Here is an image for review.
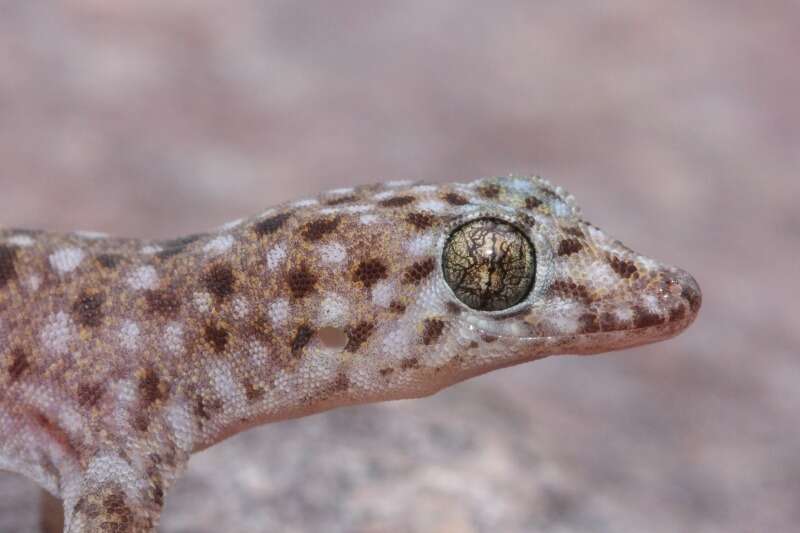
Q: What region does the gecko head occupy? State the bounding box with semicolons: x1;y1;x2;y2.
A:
336;174;700;399
425;175;702;383
254;176;700;403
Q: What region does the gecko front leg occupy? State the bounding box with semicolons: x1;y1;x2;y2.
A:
1;176;701;531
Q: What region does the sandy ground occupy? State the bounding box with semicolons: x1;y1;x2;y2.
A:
1;2;798;532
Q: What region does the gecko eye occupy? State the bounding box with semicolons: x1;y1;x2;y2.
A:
442;218;536;311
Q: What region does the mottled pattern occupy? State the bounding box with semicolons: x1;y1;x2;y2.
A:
0;176;700;532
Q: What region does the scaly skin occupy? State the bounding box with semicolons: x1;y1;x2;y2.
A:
0;176;701;532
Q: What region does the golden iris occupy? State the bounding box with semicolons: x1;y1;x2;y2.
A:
442;218;535;311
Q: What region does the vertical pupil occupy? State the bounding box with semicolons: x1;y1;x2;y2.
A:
442;218;536;311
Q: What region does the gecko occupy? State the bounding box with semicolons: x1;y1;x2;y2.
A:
0;175;701;532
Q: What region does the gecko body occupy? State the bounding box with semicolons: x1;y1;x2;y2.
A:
0;176;700;532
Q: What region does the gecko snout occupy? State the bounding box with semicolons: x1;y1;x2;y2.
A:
659;266;702;329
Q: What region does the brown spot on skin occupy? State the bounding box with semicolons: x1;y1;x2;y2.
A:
564;226;584;238
445;302;462;315
103;490;134;526
683;286;702;313
7;347;29;381
287;264;318;298
478;184;501;198
77;382;104;408
607;255;638;279
379;367;394;377
330;373;350;393
0;245;17;288
400;357;419;370
96;254;122;269
550;280;594;304
481;334;498;343
72;290;105;328
578;313;600;334
525;196;542;209
157;234;206;259
204;323;229;353
403;257;435;284
345;321;375;352
325;195;358;206
468;341;479;349
204;264;235;301
443;192;469;206
633;306;664;329
291;324;314;356
254;212;292;237
152;481;164;509
303;217;341;241
138;368;169;407
422;318;445;345
133;413;150;432
378;195;416;207
194;396;222;421
669;304;687;322
600;312;621;331
353;259;388;289
557;238;583;256
243;379;265;402
406;212;435;230
389;300;406;314
145;289;181;317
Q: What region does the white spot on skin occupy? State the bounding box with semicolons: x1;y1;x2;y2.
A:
232;296;250;319
73;230;108;240
211;363;244;412
86;455;145;493
163;322;184;355
40;312;76;355
359;214;380;225
119;320;140;351
584;262;618;289
266;244;287;270
318;242;347;264
140;245;162;255
614;306;634;323
546;302;583;334
318;293;350;326
411;185;439;193
291;198;318;208
373;191;396;201
406;234;434;256
417;199;447;213
327;187;355;195
126;265;159;290
49;247;85;274
219;218;244;231
165;401;195;453
343;204;372;214
371;281;396;308
247;340;269;365
24;275;41;292
6;235;35;247
269;299;289;327
193;292;212;313
385;179;415;188
203;234;235;256
507;178;536;193
318;207;341;215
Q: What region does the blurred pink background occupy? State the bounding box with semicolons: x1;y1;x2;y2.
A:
1;2;798;532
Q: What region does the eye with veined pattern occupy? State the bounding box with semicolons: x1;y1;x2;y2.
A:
442;218;536;311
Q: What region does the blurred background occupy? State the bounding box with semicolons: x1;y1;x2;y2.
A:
1;2;798;532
